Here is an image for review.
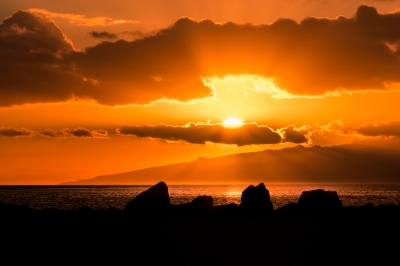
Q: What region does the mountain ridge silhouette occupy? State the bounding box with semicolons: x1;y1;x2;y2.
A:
61;140;400;185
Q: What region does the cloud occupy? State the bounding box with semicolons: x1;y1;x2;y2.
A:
1;10;75;52
116;122;313;145
89;30;149;42
304;120;400;146
71;5;400;105
0;10;102;106
0;126;108;139
279;125;310;143
313;119;400;138
28;8;139;26
38;128;108;138
121;31;147;38
356;120;400;137
89;31;117;40
3;6;400;106
116;119;400;146
305;120;361;146
0;127;33;137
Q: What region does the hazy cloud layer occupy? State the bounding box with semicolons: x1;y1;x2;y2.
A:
0;128;33;137
38;128;108;138
311;119;400;138
117;123;312;145
356;121;400;137
306;120;400;146
3;6;400;106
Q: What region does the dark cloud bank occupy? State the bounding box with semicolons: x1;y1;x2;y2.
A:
2;6;400;106
117;120;400;146
3;120;400;144
117;123;310;145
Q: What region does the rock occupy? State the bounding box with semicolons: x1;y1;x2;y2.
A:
356;202;376;216
212;203;240;217
172;195;213;217
275;202;299;218
298;189;343;212
190;195;213;212
124;181;170;214
239;183;274;217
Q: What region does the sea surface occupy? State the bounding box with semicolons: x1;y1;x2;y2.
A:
1;184;400;210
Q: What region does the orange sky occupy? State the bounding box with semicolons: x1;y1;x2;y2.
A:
1;1;400;184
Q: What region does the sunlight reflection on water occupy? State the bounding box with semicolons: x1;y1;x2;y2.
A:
0;184;399;210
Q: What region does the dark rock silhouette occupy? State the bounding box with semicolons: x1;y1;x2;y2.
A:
275;202;299;218
211;203;240;217
239;183;274;217
2;181;400;265
190;195;213;212
172;195;213;217
298;189;343;212
124;181;170;214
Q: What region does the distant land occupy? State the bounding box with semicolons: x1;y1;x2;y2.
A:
62;139;400;185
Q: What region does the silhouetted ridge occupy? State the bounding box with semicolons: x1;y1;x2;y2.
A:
62;140;400;185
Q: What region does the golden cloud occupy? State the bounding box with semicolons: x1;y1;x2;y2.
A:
2;6;400;106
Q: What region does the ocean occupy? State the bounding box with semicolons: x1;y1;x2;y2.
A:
1;184;400;210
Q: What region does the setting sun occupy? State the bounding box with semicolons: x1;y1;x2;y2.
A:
223;117;243;127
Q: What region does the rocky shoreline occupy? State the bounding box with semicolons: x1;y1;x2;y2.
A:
1;182;400;265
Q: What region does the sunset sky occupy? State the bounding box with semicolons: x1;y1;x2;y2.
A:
2;0;400;184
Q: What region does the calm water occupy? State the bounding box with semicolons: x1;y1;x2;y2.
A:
1;184;400;210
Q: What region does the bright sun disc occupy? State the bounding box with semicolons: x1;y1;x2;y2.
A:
223;117;243;127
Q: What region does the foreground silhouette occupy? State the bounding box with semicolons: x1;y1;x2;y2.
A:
1;181;399;265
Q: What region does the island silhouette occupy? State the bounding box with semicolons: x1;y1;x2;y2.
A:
62;141;400;185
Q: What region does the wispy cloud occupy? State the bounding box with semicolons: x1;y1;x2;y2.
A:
0;126;108;138
89;31;117;40
38;128;108;138
28;8;140;26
